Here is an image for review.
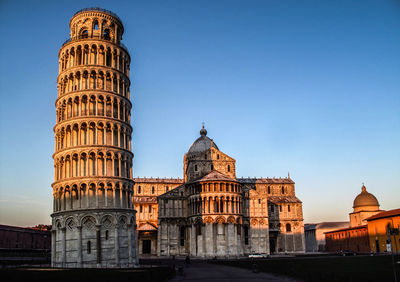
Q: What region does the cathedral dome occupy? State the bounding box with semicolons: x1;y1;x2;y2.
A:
187;125;219;153
353;185;379;208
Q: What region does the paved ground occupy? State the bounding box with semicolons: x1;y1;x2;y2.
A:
168;261;300;282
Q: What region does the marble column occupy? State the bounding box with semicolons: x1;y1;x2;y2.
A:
205;223;214;257
165;220;170;255
61;227;66;267
77;226;82;267
190;223;196;256
157;222;161;256
96;225;101;267
114;225;120;266
134;224;139;264
233;224;238;256
225;224;229;257
127;223;133;265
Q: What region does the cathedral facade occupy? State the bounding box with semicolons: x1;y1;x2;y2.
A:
134;126;305;258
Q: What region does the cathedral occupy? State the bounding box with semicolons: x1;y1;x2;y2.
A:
51;8;305;267
134;126;306;258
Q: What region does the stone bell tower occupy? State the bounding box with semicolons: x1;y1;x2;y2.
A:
51;8;138;268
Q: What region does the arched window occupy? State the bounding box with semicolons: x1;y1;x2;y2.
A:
149;205;152;213
138;186;141;194
93;20;99;30
286;223;291;232
211;164;214;170
81;30;88;39
194;165;198;172
227;165;230;172
268;186;271;194
217;154;220;160
114;159;119;176
103;29;110;40
152;186;155;194
166;186;169;192
288;205;291;212
281;186;285;194
106;49;112;67
87;241;91;254
140;205;143;213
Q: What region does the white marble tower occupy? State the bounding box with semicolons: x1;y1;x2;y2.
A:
51;8;138;268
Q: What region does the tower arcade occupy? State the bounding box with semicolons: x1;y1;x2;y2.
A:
51;8;138;268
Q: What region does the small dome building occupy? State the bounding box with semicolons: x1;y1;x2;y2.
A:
325;184;384;253
349;185;381;227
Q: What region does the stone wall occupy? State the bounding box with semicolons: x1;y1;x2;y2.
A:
52;211;138;268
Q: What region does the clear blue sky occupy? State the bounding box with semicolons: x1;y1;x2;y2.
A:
0;0;399;226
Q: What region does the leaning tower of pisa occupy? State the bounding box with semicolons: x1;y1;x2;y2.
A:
51;8;138;268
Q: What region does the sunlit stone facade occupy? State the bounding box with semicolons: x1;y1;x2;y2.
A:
135;126;306;258
133;178;183;255
51;8;138;268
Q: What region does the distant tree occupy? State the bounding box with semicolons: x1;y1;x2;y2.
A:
29;224;52;231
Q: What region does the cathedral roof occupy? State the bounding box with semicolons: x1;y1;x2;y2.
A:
268;196;302;204
353;185;379;208
237;177;295;184
187;125;219;154
134;177;184;184
192;170;238;183
158;185;185;199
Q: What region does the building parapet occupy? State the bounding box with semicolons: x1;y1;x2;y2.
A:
238;177;295;184
134;177;184;184
268;196;302;203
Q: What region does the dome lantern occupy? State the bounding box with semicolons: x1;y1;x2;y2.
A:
200;123;207;136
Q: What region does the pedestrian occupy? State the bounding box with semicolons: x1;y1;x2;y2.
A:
185;255;190;265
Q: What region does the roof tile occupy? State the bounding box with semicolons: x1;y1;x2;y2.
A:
366;208;400;221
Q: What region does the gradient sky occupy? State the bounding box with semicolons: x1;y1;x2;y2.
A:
0;0;399;226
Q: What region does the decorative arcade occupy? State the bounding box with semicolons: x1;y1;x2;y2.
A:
51;8;138;268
